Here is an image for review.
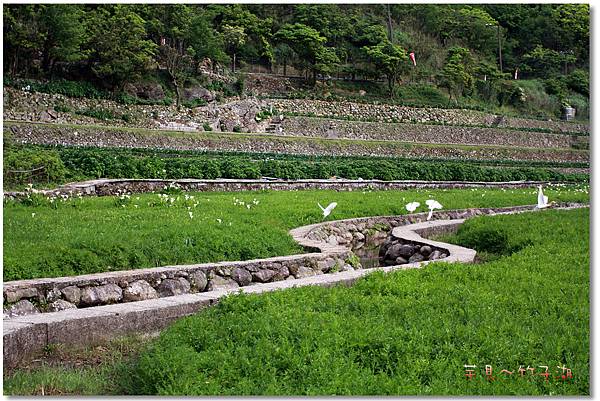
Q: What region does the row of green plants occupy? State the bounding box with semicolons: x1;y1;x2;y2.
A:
3;145;588;189
84;147;587;169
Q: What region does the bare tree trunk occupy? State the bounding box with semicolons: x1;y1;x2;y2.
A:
386;4;394;43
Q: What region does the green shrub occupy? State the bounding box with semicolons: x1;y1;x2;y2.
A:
202;122;213;132
3;146;66;185
565;69;589;97
233;125;242;133
182;98;208;108
54;103;72;113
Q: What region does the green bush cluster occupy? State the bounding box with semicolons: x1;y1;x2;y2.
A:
3;145;66;185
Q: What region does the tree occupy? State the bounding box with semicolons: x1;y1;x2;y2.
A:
187;12;228;73
273;43;295;76
437;47;475;101
39;5;87;75
275;23;339;84
4;5;46;76
363;40;408;96
160;44;194;109
521;45;575;77
86;5;156;88
222;24;246;73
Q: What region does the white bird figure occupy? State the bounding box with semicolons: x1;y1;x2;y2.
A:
425;199;443;221
536;185;549;209
318;202;337;219
405;201;420;213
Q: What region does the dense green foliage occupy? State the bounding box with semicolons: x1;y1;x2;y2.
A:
2;145;588;189
4;4;588;115
127;208;588;395
3;187;589;281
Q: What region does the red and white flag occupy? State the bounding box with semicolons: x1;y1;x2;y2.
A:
409;52;416;66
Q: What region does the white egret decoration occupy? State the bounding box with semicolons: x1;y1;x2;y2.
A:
318;202;337;219
425;199;443;221
405;201;420;213
536;185;549;209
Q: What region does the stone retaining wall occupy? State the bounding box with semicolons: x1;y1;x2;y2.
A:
4;178;567;200
4;87;589;135
278;116;585;149
5;122;589;164
3;87;268;133
268;99;589;134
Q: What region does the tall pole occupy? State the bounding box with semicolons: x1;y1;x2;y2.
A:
497;23;503;73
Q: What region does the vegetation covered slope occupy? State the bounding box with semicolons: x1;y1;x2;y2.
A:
4;4;589;118
4;207;589;395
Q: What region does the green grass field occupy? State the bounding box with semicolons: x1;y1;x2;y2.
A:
3;207;589;395
3;186;589;281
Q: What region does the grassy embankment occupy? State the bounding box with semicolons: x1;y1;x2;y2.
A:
4;186;588;281
4;207;589;395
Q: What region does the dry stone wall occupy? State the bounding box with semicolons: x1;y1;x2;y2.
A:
268;98;589;134
4;88;589;136
5;122;589;164
3;87;267;133
4;178;565;201
278;116;583;149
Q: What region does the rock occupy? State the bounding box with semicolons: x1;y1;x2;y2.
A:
252;269;276;283
408;253;425;263
342;264;354;272
4;287;39;303
45;288;62;303
420;245;433;257
354;232;365;241
207;276;239;291
61;286;81;304
395;256;408;265
124;82;165;100
215;267;232;277
293;266;316;279
48;299;77;312
327;235;338;246
385;244;414;260
123;280;158;302
183;86;215;103
429;250;442;260
244;264;260;272
189;271;208;291
272;265;290;281
231;268;252;286
80;284;123;306
157;278;191;297
4;300;40;317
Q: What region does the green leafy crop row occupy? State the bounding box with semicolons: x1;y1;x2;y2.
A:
3;145;588;189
